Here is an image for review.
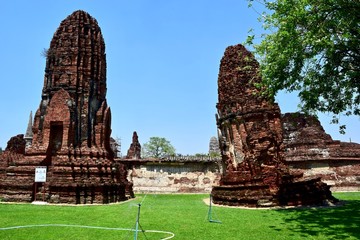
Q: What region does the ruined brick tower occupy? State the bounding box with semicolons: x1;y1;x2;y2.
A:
0;10;132;204
212;44;336;207
30;10;109;156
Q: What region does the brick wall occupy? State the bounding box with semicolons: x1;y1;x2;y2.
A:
127;161;221;193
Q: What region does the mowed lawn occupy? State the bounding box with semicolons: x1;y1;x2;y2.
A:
0;192;359;240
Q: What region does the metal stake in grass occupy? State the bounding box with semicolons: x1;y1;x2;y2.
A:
133;195;148;240
208;194;222;224
133;203;146;240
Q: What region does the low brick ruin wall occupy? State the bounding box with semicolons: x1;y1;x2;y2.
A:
123;158;359;194
282;113;360;192
287;159;360;192
127;161;221;193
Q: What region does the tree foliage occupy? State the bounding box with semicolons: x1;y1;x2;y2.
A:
247;0;360;123
142;137;176;158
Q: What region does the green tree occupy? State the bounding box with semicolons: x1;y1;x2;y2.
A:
142;137;176;158
247;0;360;128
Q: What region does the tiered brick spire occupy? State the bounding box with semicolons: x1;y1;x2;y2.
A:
31;10;110;154
0;11;132;204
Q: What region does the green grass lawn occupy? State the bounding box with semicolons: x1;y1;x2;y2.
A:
0;192;359;240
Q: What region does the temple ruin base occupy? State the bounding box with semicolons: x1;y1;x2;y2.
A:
212;174;337;207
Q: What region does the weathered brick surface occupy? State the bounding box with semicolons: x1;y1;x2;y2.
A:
4;134;26;154
126;132;141;159
282;113;360;191
0;10;132;204
212;44;336;207
126;160;221;193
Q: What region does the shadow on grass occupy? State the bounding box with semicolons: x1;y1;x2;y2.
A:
272;200;360;239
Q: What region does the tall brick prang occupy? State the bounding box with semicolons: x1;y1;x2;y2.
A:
30;10;109;155
0;10;132;204
212;44;337;207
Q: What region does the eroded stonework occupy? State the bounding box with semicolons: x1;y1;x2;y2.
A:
212;44;336;207
0;10;132;204
282;113;360;191
126;132;141;159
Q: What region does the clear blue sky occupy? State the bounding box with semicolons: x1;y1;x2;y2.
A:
0;0;358;155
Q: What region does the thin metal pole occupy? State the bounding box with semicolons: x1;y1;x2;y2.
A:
208;194;222;224
34;182;37;202
134;203;141;240
208;194;212;221
42;183;45;202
